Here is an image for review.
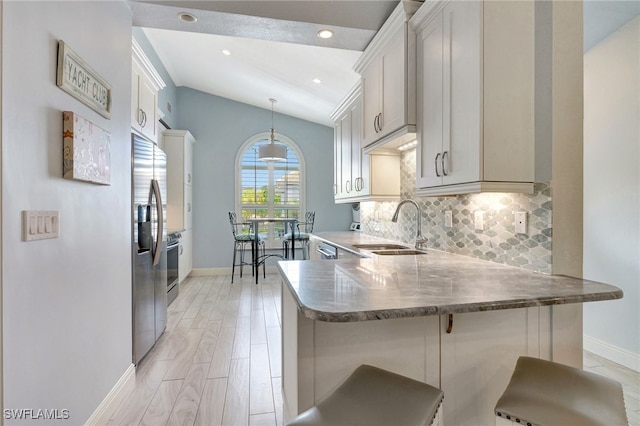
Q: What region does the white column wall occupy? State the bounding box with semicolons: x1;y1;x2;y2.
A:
584;16;640;371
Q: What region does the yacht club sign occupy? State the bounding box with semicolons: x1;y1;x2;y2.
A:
56;40;111;119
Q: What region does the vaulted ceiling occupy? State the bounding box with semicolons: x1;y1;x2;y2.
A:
129;0;399;126
129;1;640;127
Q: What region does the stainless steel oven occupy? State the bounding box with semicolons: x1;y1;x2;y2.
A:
167;233;180;305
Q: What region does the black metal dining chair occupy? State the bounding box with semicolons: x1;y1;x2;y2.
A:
228;212;265;283
282;211;315;259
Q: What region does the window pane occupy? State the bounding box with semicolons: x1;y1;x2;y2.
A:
239;138;302;246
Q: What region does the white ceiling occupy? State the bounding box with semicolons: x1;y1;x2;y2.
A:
130;0;400;126
130;1;640;127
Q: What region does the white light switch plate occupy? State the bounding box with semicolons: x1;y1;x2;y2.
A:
474;211;484;231
23;210;59;241
515;211;528;234
444;211;453;228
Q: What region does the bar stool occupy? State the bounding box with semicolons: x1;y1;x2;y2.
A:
228;212;265;283
282;211;315;259
495;356;628;426
287;365;444;426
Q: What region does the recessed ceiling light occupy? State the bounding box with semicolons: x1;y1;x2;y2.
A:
317;29;334;39
178;12;198;23
312;78;322;84
222;49;231;56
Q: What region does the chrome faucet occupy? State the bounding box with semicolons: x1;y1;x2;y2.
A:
392;199;428;249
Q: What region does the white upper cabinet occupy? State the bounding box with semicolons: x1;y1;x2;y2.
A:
331;84;400;203
131;38;165;143
354;2;420;149
411;0;537;196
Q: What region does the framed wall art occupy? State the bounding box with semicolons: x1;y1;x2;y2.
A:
63;111;111;185
57;40;112;119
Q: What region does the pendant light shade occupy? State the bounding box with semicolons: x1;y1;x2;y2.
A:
259;99;287;162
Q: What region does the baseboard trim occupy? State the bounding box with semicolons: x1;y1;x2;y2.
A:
190;266;279;276
85;363;135;425
584;334;640;372
189;267;230;276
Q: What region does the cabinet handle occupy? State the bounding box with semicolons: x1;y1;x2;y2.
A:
378;112;383;132
180;246;184;255
187;203;192;212
373;115;379;134
141;110;147;128
137;108;144;126
354;177;361;192
187;173;192;184
346;180;351;193
435;153;442;177
442;151;449;176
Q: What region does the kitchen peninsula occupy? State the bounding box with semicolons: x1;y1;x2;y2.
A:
277;232;623;425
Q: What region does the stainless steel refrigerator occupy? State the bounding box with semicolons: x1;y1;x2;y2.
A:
132;133;167;365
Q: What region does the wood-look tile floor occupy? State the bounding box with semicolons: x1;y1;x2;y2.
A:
584;350;640;426
108;273;639;426
108;274;284;426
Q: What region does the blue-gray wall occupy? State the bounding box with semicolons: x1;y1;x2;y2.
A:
132;32;351;269
175;87;352;269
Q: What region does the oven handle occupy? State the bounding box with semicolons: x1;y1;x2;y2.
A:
316;247;337;259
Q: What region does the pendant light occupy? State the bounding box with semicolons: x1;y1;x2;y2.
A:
258;98;287;162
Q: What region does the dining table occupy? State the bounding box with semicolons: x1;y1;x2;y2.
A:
247;217;298;284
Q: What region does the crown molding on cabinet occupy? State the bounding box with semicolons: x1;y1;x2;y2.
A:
353;1;422;74
132;37;166;91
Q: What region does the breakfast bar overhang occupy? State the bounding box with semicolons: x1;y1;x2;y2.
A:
277;236;623;425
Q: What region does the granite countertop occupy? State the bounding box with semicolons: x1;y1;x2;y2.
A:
276;232;623;322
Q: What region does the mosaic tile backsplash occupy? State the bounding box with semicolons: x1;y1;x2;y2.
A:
360;149;553;273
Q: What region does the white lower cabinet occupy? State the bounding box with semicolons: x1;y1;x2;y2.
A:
282;281;583;425
179;229;192;282
412;0;537;196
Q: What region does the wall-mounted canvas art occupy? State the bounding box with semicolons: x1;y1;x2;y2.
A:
63;111;111;185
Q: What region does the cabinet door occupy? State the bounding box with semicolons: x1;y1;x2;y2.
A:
184;136;194;185
361;59;382;147
184;184;192;230
440;309;539;426
131;64;142;131
380;25;406;137
350;100;367;196
340;111;353;196
333;123;340;198
416;13;445;188
138;75;158;141
442;0;481;186
179;229;193;282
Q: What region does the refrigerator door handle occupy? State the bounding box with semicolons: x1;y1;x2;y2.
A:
150;179;164;266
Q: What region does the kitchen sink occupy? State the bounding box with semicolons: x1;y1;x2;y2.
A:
352;243;411;250
371;249;427;255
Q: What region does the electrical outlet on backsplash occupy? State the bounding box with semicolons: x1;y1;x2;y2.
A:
360;149;553;274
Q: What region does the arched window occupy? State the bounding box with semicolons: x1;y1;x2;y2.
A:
236;133;305;247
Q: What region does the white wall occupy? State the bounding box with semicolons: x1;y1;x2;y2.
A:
175;88;352;269
583;16;640;371
2;1;133;422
